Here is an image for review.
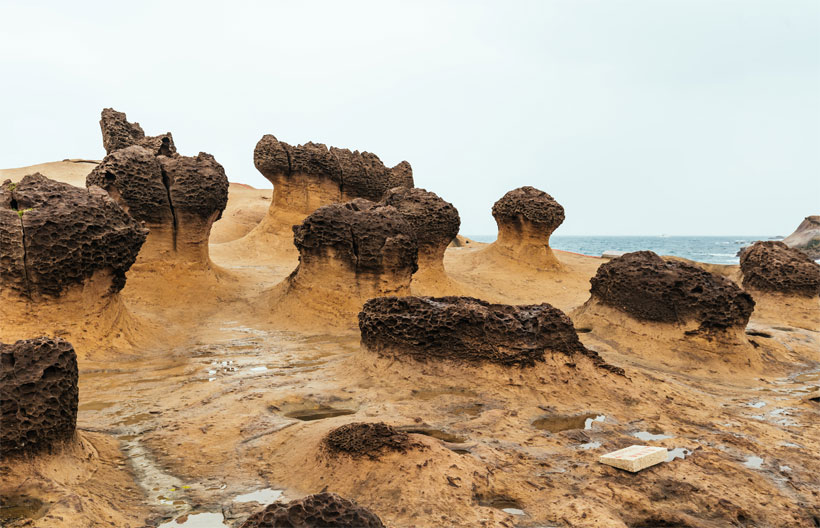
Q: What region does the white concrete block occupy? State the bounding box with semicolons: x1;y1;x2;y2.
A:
599;445;667;472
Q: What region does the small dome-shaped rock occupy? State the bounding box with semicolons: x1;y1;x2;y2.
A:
739;241;820;297
381;187;460;264
240;492;385;528
323;422;413;459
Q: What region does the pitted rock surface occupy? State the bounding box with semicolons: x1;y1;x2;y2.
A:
359;296;620;371
100;108;176;156
240;492;385;528
492;186;565;230
293;199;418;275
1;337;78;457
590;251;755;329
739;241;820;297
159;152;229;220
0;174;147;297
254;134;413;201
381;187;460;254
324;422;413;459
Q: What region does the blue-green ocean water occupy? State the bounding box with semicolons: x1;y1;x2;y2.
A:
465;235;784;265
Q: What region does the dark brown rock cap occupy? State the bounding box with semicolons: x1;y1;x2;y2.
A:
293;199;418;275
100;108;176;156
739;241;820;297
359;296;599;368
240;492;385;528
590;251;755;329
254;134;413;201
381;187;460;253
492;186;565;230
1;337;78;458
0;174;147;297
324;422;413;459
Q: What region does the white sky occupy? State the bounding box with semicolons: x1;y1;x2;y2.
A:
1;0;818;236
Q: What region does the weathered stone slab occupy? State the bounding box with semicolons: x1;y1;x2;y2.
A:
599;445;667;472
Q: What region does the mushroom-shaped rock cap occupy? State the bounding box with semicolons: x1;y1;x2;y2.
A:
590;251;755;329
240;492;385;528
359;296;590;367
0;174;147;297
739;241;820;297
382;187;460;254
324;422;413;459
87;147;229;225
1;337;78;458
100;108;176;156
293;199;418;275
492;186;565;230
254;134;413;201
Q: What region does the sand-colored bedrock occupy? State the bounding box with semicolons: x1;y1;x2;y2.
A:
1;157;819;528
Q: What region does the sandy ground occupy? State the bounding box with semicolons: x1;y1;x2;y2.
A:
2;161;819;527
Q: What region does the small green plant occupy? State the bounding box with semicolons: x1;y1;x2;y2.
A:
17;208;33;217
6;183;16;191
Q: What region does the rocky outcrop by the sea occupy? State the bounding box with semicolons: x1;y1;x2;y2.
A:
782;215;820;259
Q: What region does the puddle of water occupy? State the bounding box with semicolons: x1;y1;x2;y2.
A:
747;401;766;408
532;413;602;433
743;456;764;469
666;448;691;461
398;427;467;444
502;507;526;516
479;497;525;515
0;495;49;523
234;488;283;504
157;512;226;527
779;465;792;472
633;431;674;441
284;406;356;421
120;438;189;507
578;441;601;450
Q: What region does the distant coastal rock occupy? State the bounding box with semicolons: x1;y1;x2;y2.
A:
782;215;820;259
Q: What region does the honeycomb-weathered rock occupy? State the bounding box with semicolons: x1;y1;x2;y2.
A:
100;108;176;156
739;241;820;297
240;492;385;528
590;251;755;329
359;296;620;371
293;199;418;276
381;187;460;265
254;134;413;203
159;152;229;221
1;337;78;458
324;422;413;459
0;174;147;297
492;186;565;232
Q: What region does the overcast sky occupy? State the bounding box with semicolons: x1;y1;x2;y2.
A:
1;0;818;236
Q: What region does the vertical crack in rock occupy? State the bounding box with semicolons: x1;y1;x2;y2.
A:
8;192;33;299
160;166;178;251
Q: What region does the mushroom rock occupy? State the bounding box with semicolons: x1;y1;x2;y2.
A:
100;107;176;156
381;187;463;294
486;186;565;270
87;147;228;265
359;295;621;373
739;241;820;298
240;492;385;528
323;422;414;459
240;135;414;261
270;199;417;329
1;337;79;458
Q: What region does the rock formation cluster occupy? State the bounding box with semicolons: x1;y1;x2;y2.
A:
589;251;755;330
1;337;78;457
487;186;566;270
0;174;146;298
323;422;413;459
240;492;385;528
359;296;618;370
739;241;820;297
88;109;228;264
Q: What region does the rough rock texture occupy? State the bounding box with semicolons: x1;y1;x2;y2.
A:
254;134;413;202
492;186;565;231
240;492;385;528
100;108;176;156
1;337;78;457
782;215;820;259
323;422;412;459
293;199;418;275
159;152;229;221
590;251;755;329
0;174;147;297
381;187;460;262
359;296;621;372
739;241;820;297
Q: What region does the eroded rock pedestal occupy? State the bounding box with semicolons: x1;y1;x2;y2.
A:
484;186;565;271
0;174;146;349
241;492;385;528
1;337;78;457
739;241;820;298
236;135;414;261
88;110;229;268
270;199;417;328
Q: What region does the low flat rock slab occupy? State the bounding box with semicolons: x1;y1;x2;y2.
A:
599;445;667;472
